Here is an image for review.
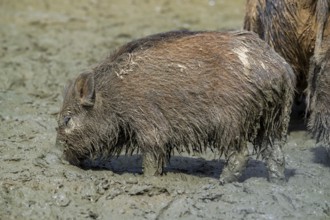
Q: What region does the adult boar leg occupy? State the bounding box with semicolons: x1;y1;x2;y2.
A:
142;151;165;177
307;53;330;158
262;139;286;183
220;142;249;184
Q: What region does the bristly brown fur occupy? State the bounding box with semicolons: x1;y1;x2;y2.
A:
244;0;330;156
307;39;330;153
56;30;296;178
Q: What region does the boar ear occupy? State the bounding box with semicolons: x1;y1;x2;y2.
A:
75;72;95;107
63;79;73;98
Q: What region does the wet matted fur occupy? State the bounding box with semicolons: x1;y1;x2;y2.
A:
244;0;330;157
56;30;296;183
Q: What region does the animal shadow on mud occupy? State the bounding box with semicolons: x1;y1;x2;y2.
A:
288;103;330;167
311;146;330;167
81;153;295;182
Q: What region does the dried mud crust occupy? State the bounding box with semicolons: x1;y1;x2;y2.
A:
0;1;330;219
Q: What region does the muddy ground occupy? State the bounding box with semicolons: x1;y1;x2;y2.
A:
0;0;329;219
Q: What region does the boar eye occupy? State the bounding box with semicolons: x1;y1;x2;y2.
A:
64;115;71;126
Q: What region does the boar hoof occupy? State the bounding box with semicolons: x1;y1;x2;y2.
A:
220;146;249;184
219;174;238;185
263;140;286;184
143;165;163;177
268;175;286;185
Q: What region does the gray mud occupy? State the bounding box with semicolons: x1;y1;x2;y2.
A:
1;1;330;219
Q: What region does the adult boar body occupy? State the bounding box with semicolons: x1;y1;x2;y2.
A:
244;0;330;156
56;30;296;183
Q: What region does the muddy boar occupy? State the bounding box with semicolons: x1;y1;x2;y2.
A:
56;30;296;184
244;0;330;156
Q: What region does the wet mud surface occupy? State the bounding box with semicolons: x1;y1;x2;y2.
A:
1;1;330;219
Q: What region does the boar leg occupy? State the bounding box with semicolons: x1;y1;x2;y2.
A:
262;139;286;183
219;142;249;184
142;151;165;177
